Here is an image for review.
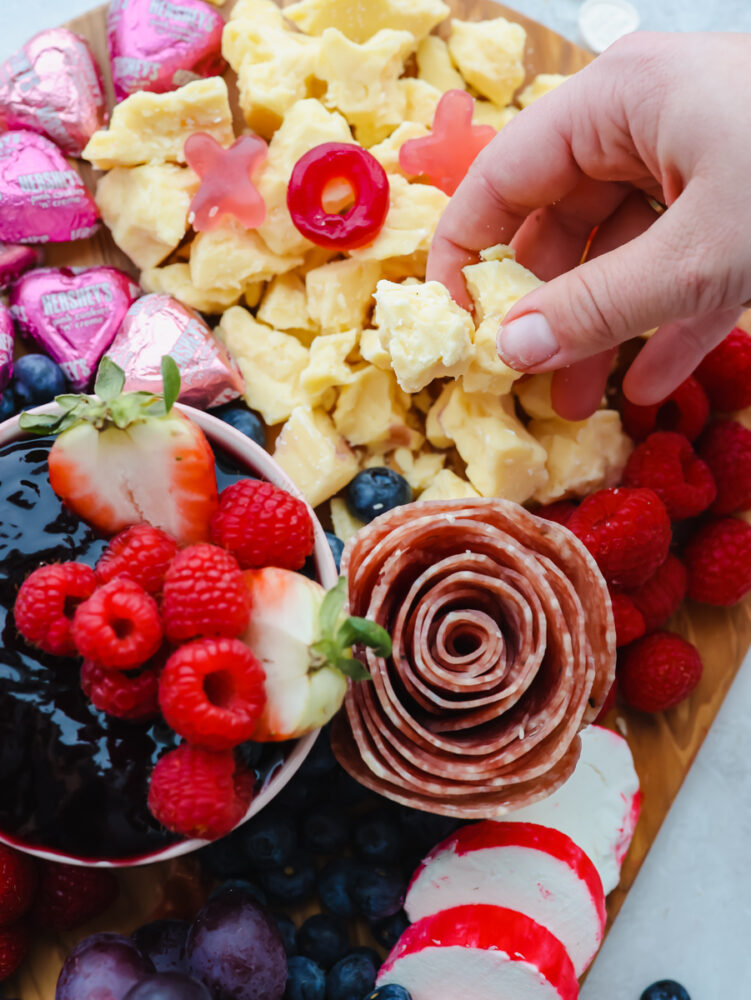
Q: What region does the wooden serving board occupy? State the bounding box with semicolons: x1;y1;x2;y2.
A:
8;1;751;996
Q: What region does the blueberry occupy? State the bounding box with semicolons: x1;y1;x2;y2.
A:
298;915;350;970
240;806;298;868
55;933;155;1000
210;403;266;449
0;388;15;422
332;768;374;807
198;830;250;879
352;867;405;921
345;948;381;972
326;953;377;1000
353;810;402;865
132;920;190;974
370;912;409;951
12;354;67;407
123;973;212;1000
277;774;328;813
208;880;268;908
640;982;691;1000
259;849;317;903
365;986;412;1000
346;468;412;523
317;859;362;918
396;806;462;851
325;532;345;573
285;956;326;1000
273;912;298;957
301;803;349;855
298;729;338;780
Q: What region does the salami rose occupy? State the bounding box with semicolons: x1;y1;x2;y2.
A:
331;499;616;817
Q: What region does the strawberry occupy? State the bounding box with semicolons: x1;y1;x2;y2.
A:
243;572;391;742
19;357;217;546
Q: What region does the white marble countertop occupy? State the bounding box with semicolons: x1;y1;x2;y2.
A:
3;1;751;996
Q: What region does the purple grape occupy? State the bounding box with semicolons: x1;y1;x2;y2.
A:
123;973;212;1000
132;921;190;973
187;892;287;1000
55;933;155;1000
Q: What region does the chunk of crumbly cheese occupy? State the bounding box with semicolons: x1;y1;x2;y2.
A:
257;99;355;258
95;164;197;270
448;18;526;107
514;372;557;420
426;382;548;502
190;222;304;292
243;281;265;309
359;327;391;370
82;77;234;169
391;447;446;493
350;176;449;263
374;279;473;393
462;317;520;395
329;497;365;544
229;0;285;23
224;0;287;69
473;101;518;130
529;410;633;504
140;263;241;314
420;468;480;501
274;407;359;507
369;122;430;176
463;250;542;323
284;0;449;44
257;273;316;333
518;73;571;108
315;28;415;133
215;307;310;424
305;257;381;333
398;78;442;128
416;35;466;92
333;365;413;449
300;330;358;403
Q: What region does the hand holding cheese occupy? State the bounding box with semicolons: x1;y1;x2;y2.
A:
428;33;751;421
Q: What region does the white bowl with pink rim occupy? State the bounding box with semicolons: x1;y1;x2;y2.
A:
0;401;339;867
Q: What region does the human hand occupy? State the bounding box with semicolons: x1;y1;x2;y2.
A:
427;32;751;420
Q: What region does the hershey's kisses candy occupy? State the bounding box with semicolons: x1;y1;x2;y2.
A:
0;242;42;289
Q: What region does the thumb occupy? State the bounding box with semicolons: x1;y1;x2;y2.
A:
496;185;740;375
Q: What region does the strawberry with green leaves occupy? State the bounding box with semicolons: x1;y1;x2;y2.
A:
244;572;390;741
20;357;218;546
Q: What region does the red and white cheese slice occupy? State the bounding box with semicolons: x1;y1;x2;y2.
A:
405;822;605;976
377;903;579;1000
503;725;641;893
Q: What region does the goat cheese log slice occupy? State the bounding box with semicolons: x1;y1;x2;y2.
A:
377;903;579;1000
405;821;606;976
332;499;616;817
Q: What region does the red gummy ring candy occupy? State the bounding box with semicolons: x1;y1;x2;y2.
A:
287;141;390;251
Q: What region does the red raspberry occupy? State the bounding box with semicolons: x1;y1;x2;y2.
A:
159;638;266;750
210;479;315;571
697;419;751;515
81;658;162;721
625;554;687;632
34;862;118;931
161;544;251;643
0;846;36;927
619;631;702;712
622;432;716;521
609;590;646;647
533;500;577;526
621;376;709;442
148;744;254;840
594;679;617;724
694;327;751;411
13;562;97;657
684;517;751;606
0;923;29;981
567;487;672;588
72;578;163;669
95;523;178;595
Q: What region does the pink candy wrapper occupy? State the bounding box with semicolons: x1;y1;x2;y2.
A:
0;131;100;245
0;29;107;157
0;242;42;289
107;293;244;408
107;0;226;102
0;303;13;396
9;266;141;391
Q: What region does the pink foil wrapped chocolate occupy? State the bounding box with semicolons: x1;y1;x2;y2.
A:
0;131;100;244
9;266;141;391
0;29;107;157
0;242;42;289
107;0;226;102
107;293;244;408
0;303;13;395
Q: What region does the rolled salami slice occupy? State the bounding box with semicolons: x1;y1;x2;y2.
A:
331;499;616;817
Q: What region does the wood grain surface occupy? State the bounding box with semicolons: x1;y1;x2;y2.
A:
7;2;751;996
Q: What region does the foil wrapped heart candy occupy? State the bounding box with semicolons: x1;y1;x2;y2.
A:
0;29;107;157
0;131;100;244
9;267;142;391
107;293;244;408
0;303;13;396
0;242;42;289
108;0;226;101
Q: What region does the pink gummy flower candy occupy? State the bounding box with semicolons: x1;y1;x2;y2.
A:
184;132;268;232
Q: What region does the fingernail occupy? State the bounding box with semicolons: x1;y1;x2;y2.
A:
497;313;559;370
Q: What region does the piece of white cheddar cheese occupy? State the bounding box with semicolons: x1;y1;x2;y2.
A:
140;263;241;314
305;257;381;333
274;407;359;508
333;365;413;449
284;0;449;44
190;221;304;292
329;497;365;544
257;272;317;334
518;73;571;108
420;468;480;501
350;176;449;263
448;17;526;107
416;35;466;92
300;330;358;404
